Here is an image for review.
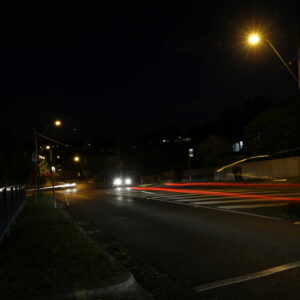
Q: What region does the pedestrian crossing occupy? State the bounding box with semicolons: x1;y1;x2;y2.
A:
107;187;300;213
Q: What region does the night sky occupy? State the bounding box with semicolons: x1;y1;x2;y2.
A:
0;1;299;140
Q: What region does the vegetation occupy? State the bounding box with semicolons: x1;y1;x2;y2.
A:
0;195;123;299
245;100;300;155
197;134;232;167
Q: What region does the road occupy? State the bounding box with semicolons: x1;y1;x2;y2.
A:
59;183;300;299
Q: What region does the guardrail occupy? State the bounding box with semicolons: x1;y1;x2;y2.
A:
0;185;26;242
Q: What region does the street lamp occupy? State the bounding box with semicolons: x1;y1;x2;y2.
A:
45;145;57;208
73;156;81;178
34;119;62;204
248;33;260;45
54;120;62;127
247;33;299;88
42;119;62;135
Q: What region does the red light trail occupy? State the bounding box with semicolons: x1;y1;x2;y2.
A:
131;187;300;202
164;182;300;188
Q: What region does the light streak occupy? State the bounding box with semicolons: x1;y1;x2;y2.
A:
216;154;269;173
132;187;300;202
164;182;300;188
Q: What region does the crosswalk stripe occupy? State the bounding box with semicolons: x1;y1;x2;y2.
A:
217;203;288;209
174;196;236;202
109;189;298;212
148;194;200;199
203;189;300;196
151;194;206;200
191;198;280;205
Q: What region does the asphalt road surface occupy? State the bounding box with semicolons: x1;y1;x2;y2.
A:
59;183;300;299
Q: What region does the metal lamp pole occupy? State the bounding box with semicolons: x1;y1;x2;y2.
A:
265;39;299;87
34;130;39;203
188;148;194;183
248;33;300;89
49;148;56;208
33;120;62;205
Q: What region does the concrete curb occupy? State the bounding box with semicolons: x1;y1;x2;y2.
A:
31;272;140;300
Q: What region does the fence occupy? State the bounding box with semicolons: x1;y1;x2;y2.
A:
0;185;26;241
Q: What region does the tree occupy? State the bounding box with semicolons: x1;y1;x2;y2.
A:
245;101;300;155
197;134;232;167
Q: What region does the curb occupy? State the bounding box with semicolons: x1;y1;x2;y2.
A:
31;272;139;300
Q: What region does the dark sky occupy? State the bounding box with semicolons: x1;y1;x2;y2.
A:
0;1;299;140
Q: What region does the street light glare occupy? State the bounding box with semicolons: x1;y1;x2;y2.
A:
248;33;260;45
74;156;80;162
54;120;62;127
46;145;51;150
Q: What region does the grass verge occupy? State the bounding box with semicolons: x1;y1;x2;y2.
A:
0;194;123;299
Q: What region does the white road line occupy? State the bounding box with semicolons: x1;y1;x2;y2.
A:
194;260;300;293
192;198;281;205
211;189;279;194
162;194;209;199
196;204;284;220
158;195;211;200
149;194;200;199
218;203;288;209
203;189;300;196
175;196;236;202
130;192;284;220
141;191;157;195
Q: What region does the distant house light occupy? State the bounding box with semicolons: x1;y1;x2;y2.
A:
233;141;245;152
183;137;191;142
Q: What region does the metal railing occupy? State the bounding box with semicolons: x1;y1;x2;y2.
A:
0;185;26;241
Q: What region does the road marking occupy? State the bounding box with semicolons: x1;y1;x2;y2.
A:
109;189;285;220
192;198;281;205
194;260;300;293
211;189;279;194
149;193;201;199
141;193;284;220
163;194;211;199
141;191;157;194
175;196;236;202
218;203;288;209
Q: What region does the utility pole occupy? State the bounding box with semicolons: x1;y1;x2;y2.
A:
297;0;300;89
188;148;194;183
34;130;39;203
49;148;56;208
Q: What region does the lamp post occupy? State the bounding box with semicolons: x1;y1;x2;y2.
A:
188;148;194;183
42;120;62;135
247;33;300;89
73;156;81;178
46;145;57;208
34;120;62;203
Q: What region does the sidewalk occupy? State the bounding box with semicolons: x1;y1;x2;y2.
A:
0;194;152;299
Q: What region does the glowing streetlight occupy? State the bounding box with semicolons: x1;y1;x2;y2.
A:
42;119;63;135
34;119;64;205
74;156;80;162
54;120;62;127
248;33;260;45
246;32;299;88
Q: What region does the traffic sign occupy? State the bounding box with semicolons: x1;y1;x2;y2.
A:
32;153;38;162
